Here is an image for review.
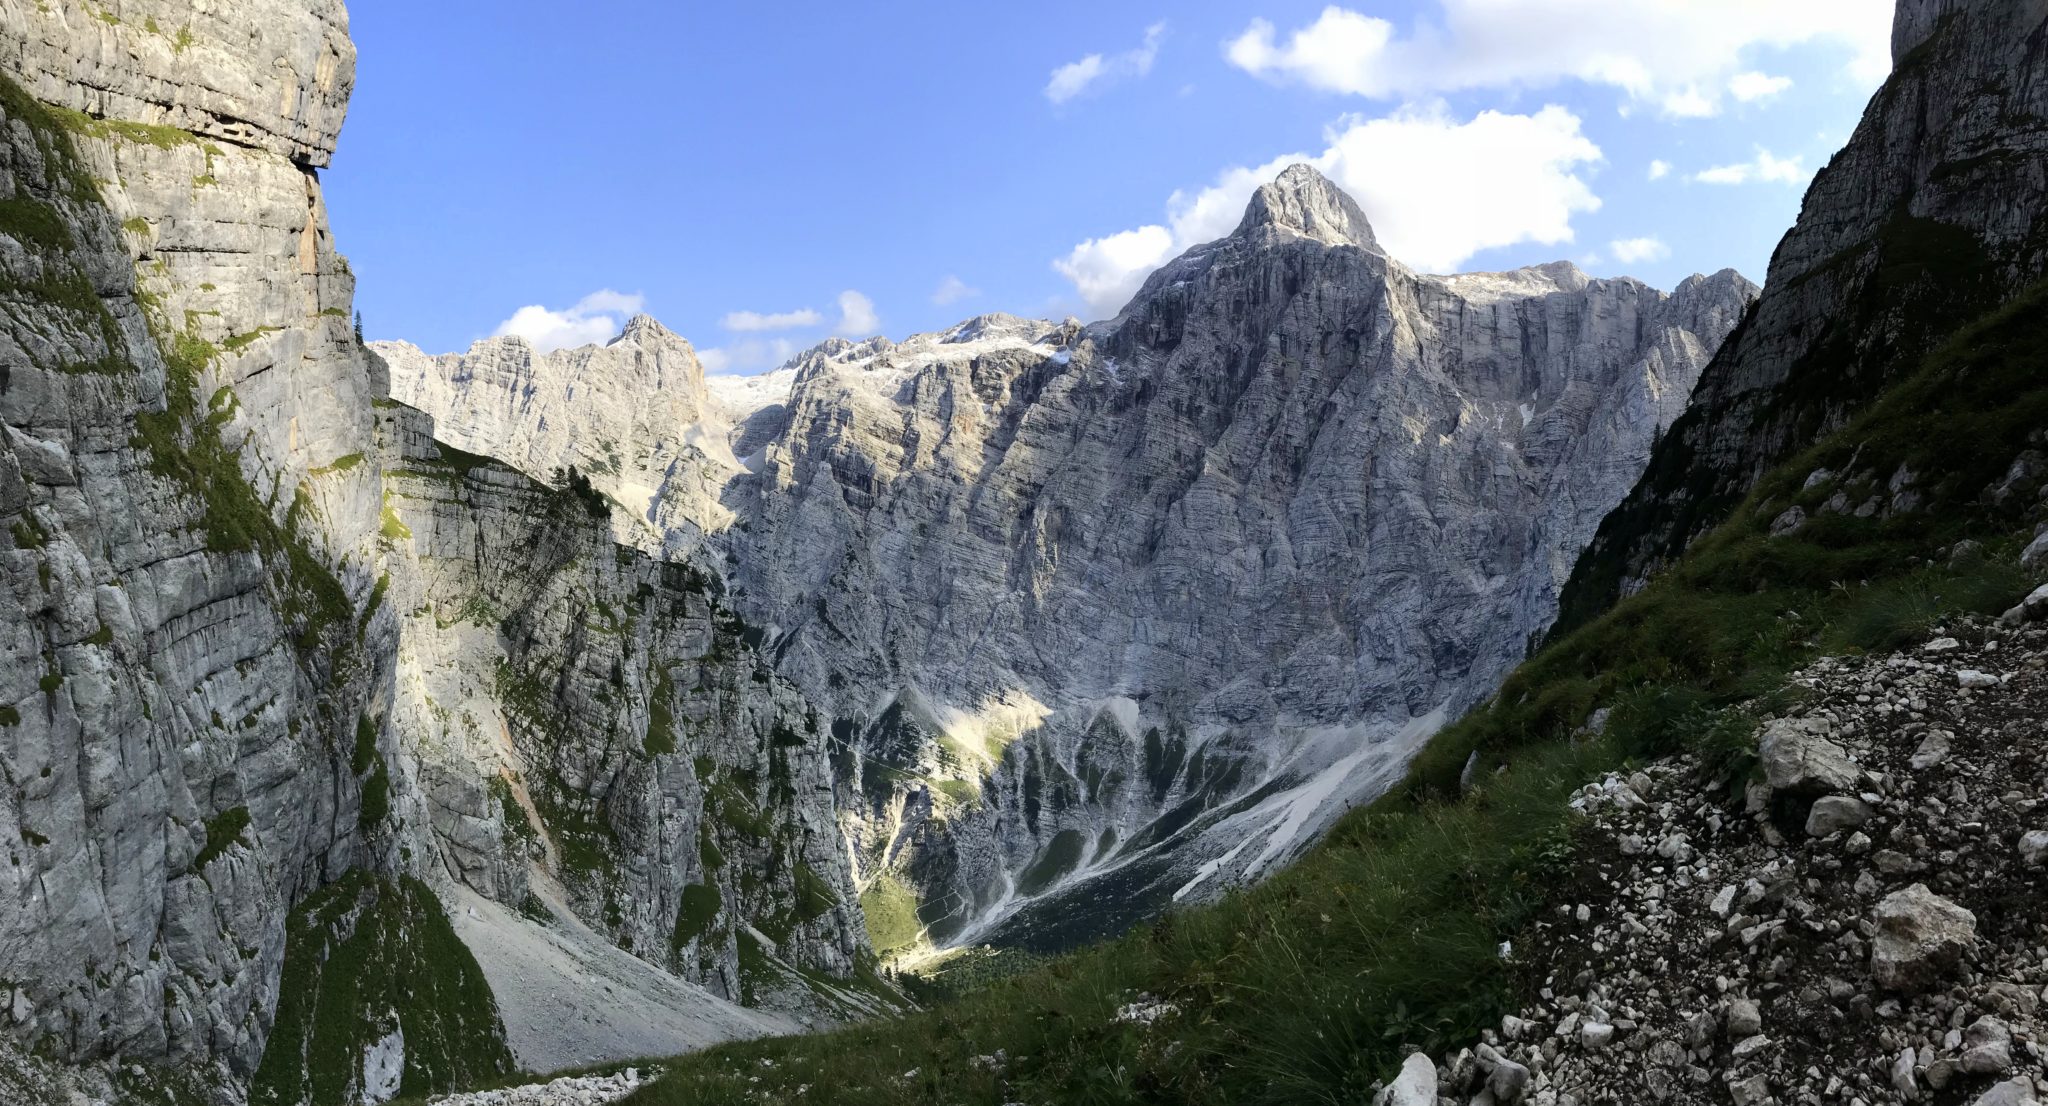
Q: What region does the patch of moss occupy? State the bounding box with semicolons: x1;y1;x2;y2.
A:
793;863;838;923
249;873;513;1105
859;873;920;954
357;764;390;832
193;806;250;869
670;883;721;952
351;715;379;775
0;706;18;727
11;517;45;549
309;452;363;476
0;195;74;249
643;666;677;756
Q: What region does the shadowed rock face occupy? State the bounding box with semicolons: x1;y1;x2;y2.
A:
1557;0;2048;629
388;164;1755;950
0;2;872;1099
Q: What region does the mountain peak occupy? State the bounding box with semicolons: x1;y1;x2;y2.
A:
1234;163;1381;253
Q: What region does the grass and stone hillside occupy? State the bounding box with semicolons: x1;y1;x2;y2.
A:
572;281;2048;1106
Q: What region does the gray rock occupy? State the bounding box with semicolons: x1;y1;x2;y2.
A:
1961;1017;2014;1075
2018;829;2048;865
1758;719;1860;795
1725;998;1763;1039
1971;1080;2041;1106
1871;884;1978;992
1806;796;1873;837
1371;1053;1436;1106
2000;583;2048;626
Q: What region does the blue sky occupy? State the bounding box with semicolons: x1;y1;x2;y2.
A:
327;1;1893;371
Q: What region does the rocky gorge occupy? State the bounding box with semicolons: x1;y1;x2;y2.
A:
381;168;1755;956
5;0;2048;1104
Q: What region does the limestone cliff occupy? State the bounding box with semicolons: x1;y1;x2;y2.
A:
0;3;878;1102
384;166;1757;953
1557;0;2048;627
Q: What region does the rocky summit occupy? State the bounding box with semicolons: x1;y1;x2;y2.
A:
383;164;1754;955
6;0;2048;1104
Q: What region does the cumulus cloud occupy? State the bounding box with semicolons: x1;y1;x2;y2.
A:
491;289;645;353
1648;159;1672;181
1225;1;1889;118
1047;22;1165;104
1609;236;1671;265
721;307;823;332
1053;103;1602;316
932;275;981;306
1729;71;1794;102
1692;148;1809;186
834;290;880;338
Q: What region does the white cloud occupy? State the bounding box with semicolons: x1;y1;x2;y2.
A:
721;307;823;332
1054;226;1177;316
1692;148;1809;186
1225;2;1890;118
1609;236;1670;265
932;275;981;306
1729;71;1794;101
1648;159;1671;181
834;290;880;338
491;289;645;353
1053;103;1603;315
1660;87;1718;118
698;337;803;376
1046;22;1165;104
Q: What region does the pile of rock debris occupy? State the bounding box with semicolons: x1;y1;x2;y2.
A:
1377;605;2048;1106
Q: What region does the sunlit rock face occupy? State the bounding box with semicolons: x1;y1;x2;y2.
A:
388;165;1754;952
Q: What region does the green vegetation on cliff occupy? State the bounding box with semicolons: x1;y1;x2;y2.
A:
622;284;2048;1105
251;873;513;1106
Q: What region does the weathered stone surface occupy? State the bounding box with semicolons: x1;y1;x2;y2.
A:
1758;719;1861;795
0;0;354;165
1872;883;1978;992
386;165;1754;950
1559;0;2048;626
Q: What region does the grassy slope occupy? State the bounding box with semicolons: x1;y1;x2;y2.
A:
621;280;2048;1106
250;873;514;1105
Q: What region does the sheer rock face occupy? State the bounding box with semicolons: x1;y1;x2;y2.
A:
0;0;355;166
387;166;1755;949
371;400;865;1010
0;6;388;1087
1559;0;2048;625
0;2;868;1096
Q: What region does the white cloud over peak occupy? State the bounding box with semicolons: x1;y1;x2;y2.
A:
932;275;981;306
1047;22;1165;105
1609;236;1670;265
1692;148;1809;186
1053;103;1602;316
834;290;880;338
1648;159;1671;181
1225;2;1889;118
721;307;823;332
491;289;645;353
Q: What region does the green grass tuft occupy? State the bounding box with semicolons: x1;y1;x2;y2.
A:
193;806;250;869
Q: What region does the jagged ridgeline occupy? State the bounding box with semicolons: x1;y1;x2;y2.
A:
624;1;2048;1103
381;171;1757;958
